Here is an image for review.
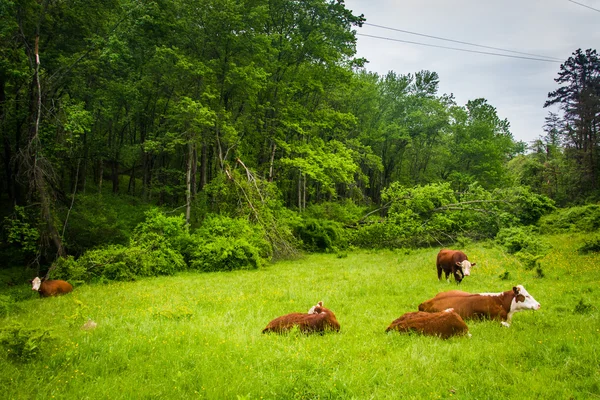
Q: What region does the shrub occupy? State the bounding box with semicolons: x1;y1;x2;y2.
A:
495;226;550;271
291;218;347;252
186;214;272;272
578;235;600;254
495;226;548;255
54;241;186;282
350;221;408;249
132;208;191;255
0;295;17;318
62;193;151;255
538;204;600;233
189;236;264;271
0;323;53;362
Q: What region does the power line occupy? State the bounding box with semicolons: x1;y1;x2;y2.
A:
363;22;563;62
567;0;600;13
356;33;562;63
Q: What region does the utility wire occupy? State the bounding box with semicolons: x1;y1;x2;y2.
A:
363;22;563;62
567;0;600;13
356;33;562;63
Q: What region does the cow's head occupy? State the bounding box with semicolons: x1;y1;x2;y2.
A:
31;277;42;291
511;285;541;311
308;301;323;314
456;260;476;277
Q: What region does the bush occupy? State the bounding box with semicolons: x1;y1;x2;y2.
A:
495;226;550;270
291;218;347;252
538;204;600;233
578;235;600;254
54;210;275;280
495;226;548;254
54;241;186;282
0;323;53;362
350;221;408;249
187;215;272;271
0;295;17;318
189;236;264;271
62;193;151;255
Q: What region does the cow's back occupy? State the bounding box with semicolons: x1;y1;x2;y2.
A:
419;293;505;320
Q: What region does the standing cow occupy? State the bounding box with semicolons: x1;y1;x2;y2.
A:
436;249;476;283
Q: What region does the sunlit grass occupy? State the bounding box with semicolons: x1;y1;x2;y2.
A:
1;234;599;399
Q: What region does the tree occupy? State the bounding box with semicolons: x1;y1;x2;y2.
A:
544;48;600;196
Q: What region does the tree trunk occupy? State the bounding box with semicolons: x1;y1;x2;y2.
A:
185;142;193;224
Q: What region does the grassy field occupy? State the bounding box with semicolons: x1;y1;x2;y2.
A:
1;233;599;399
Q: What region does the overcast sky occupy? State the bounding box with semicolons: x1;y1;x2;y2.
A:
343;0;600;145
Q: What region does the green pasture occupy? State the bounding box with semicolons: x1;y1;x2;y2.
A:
1;233;599;399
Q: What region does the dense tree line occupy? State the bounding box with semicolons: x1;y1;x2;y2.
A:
0;0;598;271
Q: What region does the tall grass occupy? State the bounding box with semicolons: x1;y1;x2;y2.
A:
1;233;599;399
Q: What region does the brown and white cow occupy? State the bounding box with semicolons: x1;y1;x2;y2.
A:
386;308;470;339
436;249;476;283
418;285;541;327
262;302;340;334
30;277;73;297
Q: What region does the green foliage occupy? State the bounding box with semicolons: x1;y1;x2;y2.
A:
498;270;511;280
54;240;187;282
574;299;594;314
304;200;367;226
0;323;53;362
188;214;272;271
495;226;547;255
189;236;264;272
539;205;600;233
132;208;190;254
291;217;346;252
351;220;408;249
0;233;598;398
2;206;40;256
0;295;16;318
495;226;550;270
578;235;600;254
63;193;152;255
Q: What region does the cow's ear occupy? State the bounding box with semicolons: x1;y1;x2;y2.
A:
513;286;519;295
471;263;476;267
455;261;462;267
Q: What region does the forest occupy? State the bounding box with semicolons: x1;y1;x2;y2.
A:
1;0;600;281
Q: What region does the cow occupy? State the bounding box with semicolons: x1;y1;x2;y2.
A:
418;285;541;327
262;302;340;334
436;249;476;283
386;308;470;339
308;301;323;315
30;277;73;298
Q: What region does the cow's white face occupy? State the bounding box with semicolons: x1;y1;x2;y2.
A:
459;260;473;276
31;277;42;291
511;285;541;312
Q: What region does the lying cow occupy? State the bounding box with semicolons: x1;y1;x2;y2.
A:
418;285;540;327
436;249;476;283
262;302;340;334
30;277;73;297
386;308;469;339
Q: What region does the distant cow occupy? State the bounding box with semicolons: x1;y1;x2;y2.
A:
262;302;340;334
386;308;469;339
418;285;541;327
30;277;73;297
436;249;476;283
